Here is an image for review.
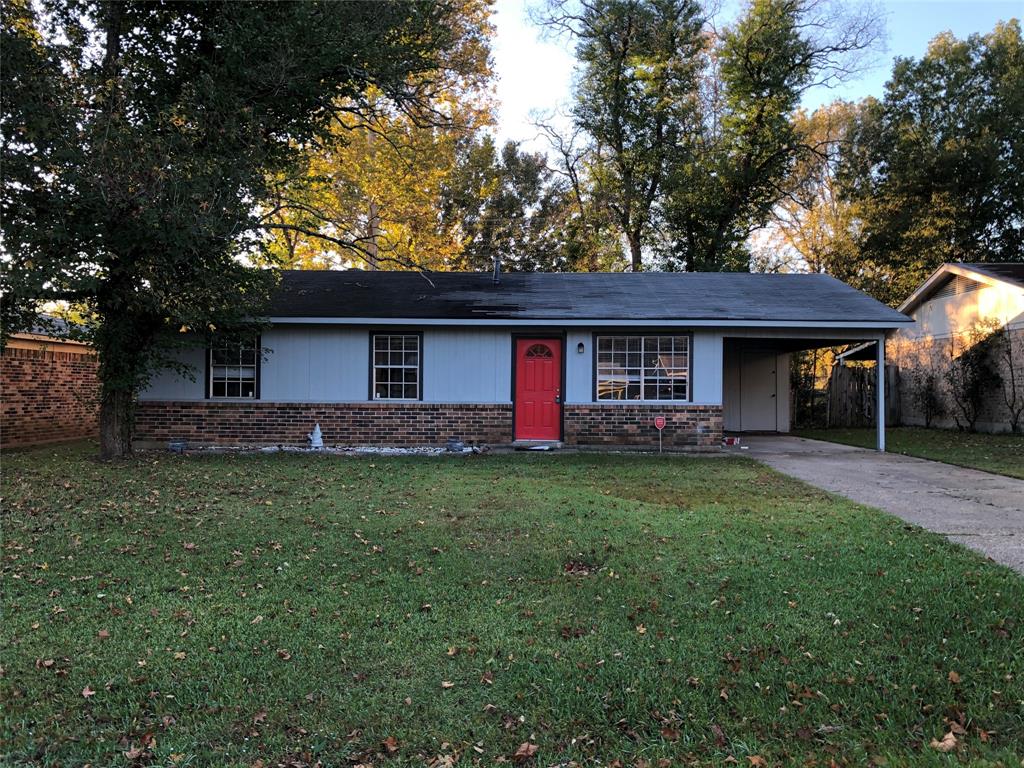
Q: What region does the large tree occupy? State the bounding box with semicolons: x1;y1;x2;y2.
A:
539;0;879;271
538;0;705;271
443;136;623;272
839;21;1024;305
661;0;880;271
264;0;494;271
1;0;469;458
755;100;862;276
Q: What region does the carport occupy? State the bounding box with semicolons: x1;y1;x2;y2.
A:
722;331;889;450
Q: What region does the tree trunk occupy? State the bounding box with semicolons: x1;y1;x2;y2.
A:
628;233;643;272
99;386;134;460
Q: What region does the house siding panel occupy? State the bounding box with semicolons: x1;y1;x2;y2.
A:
423;329;511;402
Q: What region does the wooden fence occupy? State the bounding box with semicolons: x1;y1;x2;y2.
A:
826;364;901;428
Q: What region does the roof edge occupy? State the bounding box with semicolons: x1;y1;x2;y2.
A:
898;263;1021;315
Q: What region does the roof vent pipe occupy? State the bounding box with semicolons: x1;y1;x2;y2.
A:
492;253;501;285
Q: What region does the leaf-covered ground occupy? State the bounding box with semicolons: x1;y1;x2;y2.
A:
2;442;1022;767
795;427;1024;480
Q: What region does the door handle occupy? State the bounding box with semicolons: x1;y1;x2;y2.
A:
554;395;561;404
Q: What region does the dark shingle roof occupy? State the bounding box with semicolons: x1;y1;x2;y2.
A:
960;263;1024;289
269;270;910;325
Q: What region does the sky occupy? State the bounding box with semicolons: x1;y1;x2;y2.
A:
490;0;1022;150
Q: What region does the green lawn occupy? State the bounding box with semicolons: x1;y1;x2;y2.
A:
795;427;1024;480
2;443;1022;767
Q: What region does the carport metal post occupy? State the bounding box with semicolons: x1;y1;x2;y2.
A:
876;334;886;452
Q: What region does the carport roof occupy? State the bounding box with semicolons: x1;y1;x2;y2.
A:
269;270;911;326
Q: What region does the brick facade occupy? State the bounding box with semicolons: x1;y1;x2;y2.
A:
134;401;514;447
564;404;723;449
1;347;100;448
134;400;723;450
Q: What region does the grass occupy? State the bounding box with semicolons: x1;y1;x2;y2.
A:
2;443;1022;767
795;427;1024;480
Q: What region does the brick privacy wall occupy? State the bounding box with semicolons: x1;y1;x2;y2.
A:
134;401;514;446
1;347;100;447
135;400;724;449
565;404;723;449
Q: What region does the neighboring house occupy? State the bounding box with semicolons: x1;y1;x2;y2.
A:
135;271;909;450
1;318;100;448
889;263;1024;432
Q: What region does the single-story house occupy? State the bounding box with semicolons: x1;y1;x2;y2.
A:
839;262;1023;432
135;270;911;450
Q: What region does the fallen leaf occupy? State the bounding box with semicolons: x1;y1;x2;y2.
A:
97;629;110;640
947;670;961;684
929;732;957;753
660;726;680;740
277;649;291;660
512;742;538;762
253;708;267;724
710;723;727;746
748;757;767;767
81;685;95;698
441;680;455;689
382;735;399;754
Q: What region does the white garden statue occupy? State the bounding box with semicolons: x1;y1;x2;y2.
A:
308;423;324;449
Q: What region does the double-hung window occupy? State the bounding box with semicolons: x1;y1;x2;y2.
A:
372;333;421;400
209;337;259;399
596;335;690;401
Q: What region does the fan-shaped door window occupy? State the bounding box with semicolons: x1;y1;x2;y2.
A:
525;343;553;359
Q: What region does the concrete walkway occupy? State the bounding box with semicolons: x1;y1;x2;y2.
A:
732;436;1024;575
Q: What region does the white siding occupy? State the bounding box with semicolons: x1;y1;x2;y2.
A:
423;329;511;403
260;327;368;401
565;330;592;403
140;324;821;410
140;346;207;400
895;279;1024;345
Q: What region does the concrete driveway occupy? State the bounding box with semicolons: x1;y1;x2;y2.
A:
732;436;1024;575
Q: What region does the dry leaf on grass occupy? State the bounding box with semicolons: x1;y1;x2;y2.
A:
512;742;538;763
929;732;957;753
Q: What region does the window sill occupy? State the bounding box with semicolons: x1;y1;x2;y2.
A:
592;400;693;405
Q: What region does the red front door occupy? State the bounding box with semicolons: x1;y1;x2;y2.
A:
514;338;562;440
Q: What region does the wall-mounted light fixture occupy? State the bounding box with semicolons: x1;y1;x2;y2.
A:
577;341;585;354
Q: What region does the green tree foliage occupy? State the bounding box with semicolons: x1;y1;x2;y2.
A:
444;136;623;271
839;21;1024;305
662;0;880;271
540;0;879;271
1;0;467;458
540;0;705;271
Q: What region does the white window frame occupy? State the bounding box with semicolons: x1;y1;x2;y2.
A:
595;334;691;402
208;337;259;399
371;333;421;401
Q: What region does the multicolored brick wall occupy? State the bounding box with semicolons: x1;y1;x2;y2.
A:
1;347;101;448
564;404;723;448
134;400;723;450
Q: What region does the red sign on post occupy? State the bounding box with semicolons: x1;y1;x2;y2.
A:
653;416;666;430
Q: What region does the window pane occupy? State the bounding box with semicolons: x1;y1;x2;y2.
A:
210;337;258;398
372;334;419;399
597;335;688;402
